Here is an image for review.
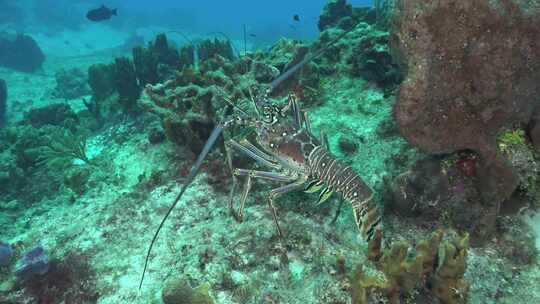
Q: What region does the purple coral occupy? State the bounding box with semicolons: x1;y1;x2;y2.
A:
15;246;50;281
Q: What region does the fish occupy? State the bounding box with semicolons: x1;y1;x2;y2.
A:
293;14;300;22
86;5;117;22
249;33;257;37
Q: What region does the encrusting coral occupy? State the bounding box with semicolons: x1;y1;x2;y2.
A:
352;229;469;304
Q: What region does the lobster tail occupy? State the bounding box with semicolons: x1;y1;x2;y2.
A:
307;147;381;241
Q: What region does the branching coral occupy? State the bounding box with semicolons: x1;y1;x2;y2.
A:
352;230;469;304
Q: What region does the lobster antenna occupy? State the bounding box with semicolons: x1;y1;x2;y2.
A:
165;30;195;46
139;122;226;290
268;22;361;93
243;24;247;56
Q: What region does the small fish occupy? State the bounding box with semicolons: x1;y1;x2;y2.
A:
293;14;300;22
86;5;117;22
249;33;257;37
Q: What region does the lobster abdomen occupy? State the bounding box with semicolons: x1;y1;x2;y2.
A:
308;146;381;241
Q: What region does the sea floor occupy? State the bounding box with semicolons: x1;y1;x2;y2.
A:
1;31;540;304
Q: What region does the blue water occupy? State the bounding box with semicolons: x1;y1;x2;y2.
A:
3;1;374;43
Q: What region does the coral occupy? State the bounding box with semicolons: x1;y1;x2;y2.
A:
197;38;235;62
529;107;540;153
0;79;6;129
133;33;182;86
162;277;214;304
88;63;116;101
140;47;257;154
63;166;91;196
179;44;195;69
263;39;321;103
133;45;159;86
141;79;219;155
113;56;140;110
352;230;469;304
392;0;540;238
497;129;528;154
26;128;91;170
52;68;91;100
389;158;452;219
24;251;99;303
22;103;78;129
497;128;540;208
0;34;45;72
316;22;401;90
388;156;511;243
338;136;358;155
347;29;402;89
148;127;166;144
496;216;539;265
318;0;353;31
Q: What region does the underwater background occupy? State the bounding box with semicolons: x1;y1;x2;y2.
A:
1;0;540;303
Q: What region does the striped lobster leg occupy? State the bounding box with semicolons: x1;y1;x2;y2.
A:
307;146;381;241
225;138;303;238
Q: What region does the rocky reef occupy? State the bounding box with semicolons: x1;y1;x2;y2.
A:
391;0;540;240
0;34;45;72
0;1;539;303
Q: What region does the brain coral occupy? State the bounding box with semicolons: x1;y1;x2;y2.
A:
391;0;540;207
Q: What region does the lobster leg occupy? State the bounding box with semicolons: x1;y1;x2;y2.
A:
320;130;329;150
285;94;303;129
267;180;307;238
229;168;300;237
303;111;312;133
227;139;279;168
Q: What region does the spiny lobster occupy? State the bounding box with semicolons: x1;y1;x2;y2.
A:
139;25;382;289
